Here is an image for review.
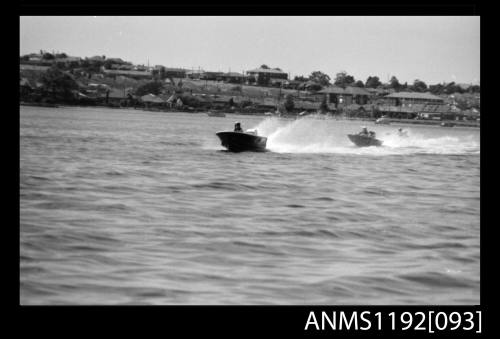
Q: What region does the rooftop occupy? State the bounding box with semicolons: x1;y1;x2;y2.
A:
384;91;444;101
224;72;246;77
203;71;224;75
20;64;51;72
163;68;186;72
365;87;389;94
247;68;287;74
103;88;129;99
140;94;165;103
376;103;455;113
186;70;205;74
102;69;152;77
20;78;34;88
107;58;125;63
318;86;372;96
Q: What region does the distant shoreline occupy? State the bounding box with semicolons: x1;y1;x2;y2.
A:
20;102;480;128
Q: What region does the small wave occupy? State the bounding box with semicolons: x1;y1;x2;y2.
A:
398;272;474;289
20;266;46;275
285;204;306;208
105;170;125;176
96;203;129;212
135;289;167;298
314;196;335;201
30;175;51;181
34;201;77;210
292;230;317;237
232;240;268;249
317;229;339;238
402;241;468;250
160;141;199;147
363;188;388;196
191;181;259;191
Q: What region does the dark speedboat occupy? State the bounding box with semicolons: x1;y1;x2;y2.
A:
347;134;383;147
216;130;267;152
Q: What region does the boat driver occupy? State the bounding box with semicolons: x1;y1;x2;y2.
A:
359;126;369;136
234;122;243;132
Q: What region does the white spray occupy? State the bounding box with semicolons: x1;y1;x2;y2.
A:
252;117;479;155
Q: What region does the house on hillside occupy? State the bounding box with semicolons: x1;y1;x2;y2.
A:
298;81;323;91
246;68;288;86
54;56;81;67
188;93;213;108
89;55;106;62
20;78;36;99
106;58;126;64
364;87;390;98
221;72;247;83
110;64;134;70
344;103;377;118
282;80;303;90
102;68;152;80
80;83;108;99
27;53;43;62
318;86;372;107
20;64;51;72
133;64;149;71
90;88;131;106
256;97;280;111
247;68;288;80
106;58;133;70
375;101;459;120
375;104;422;119
269;78;287;87
461;108;480;121
210;95;232;107
140;93;166;109
419;103;461;121
200;71;224;81
163;68;187;79
293;100;321;113
20;58;54;66
186;70;204;80
383;92;444;106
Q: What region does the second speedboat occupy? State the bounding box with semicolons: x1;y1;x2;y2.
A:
347;134;383;147
348;127;383;147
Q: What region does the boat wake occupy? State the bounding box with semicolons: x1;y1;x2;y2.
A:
252;117;480;155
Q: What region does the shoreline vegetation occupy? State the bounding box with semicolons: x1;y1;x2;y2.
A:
20;51;480;129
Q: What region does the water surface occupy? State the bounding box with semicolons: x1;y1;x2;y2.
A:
20;106;480;304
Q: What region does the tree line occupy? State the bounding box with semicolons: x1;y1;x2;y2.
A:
293;71;479;94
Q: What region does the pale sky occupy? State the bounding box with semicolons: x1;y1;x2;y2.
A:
20;16;480;85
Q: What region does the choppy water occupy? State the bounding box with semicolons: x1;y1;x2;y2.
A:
20;106;480;305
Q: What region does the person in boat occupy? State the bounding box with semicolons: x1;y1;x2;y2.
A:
234;122;243;132
359;126;369;136
397;128;408;137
